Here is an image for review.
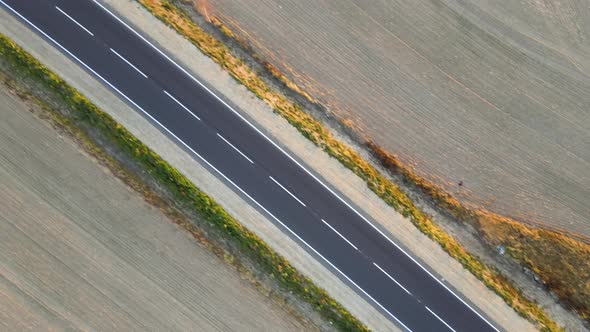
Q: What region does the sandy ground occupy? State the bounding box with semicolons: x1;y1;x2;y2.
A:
207;0;590;237
0;85;309;331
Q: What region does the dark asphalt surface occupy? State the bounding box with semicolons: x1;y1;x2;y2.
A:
1;1;500;331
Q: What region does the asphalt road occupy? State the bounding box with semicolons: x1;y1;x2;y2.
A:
1;1;501;331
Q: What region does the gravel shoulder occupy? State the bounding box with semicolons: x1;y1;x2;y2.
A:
0;79;308;331
96;1;539;330
0;1;552;330
0;5;392;331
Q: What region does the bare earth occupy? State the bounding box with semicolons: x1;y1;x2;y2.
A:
209;0;590;237
2;2;552;330
0;85;307;331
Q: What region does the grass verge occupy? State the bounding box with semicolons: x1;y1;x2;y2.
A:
135;0;576;330
0;33;368;332
369;143;590;323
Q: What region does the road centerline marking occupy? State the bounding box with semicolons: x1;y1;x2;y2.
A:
1;2;413;331
110;48;148;78
55;6;94;36
425;306;457;332
83;10;476;324
373;262;412;295
217;133;254;164
321;219;358;250
163;90;200;120
95;4;500;331
269;176;306;207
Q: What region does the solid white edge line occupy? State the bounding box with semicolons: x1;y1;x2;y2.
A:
163;90;200;120
217;133;254;164
55;6;94;36
425;306;457;332
87;2;498;331
93;4;500;331
3;2;414;330
373;262;412;295
269;176;306;207
321;219;358;251
110;48;148;78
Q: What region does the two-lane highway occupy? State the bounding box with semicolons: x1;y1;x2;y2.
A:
1;1;501;331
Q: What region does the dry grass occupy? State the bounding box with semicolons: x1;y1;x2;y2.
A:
261;60;317;104
370;143;590;321
135;1;578;330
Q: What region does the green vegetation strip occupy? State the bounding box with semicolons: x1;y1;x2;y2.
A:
0;33;369;332
136;1;563;330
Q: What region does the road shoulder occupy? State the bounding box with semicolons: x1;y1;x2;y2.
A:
101;1;539;330
0;2;534;330
0;5;397;332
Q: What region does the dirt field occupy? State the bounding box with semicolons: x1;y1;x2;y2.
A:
208;0;590;237
0;84;308;331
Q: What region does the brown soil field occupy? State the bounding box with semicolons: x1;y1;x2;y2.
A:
0;80;309;331
206;0;590;238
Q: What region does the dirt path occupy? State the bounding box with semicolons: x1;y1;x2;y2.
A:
0;84;308;331
208;0;590;237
